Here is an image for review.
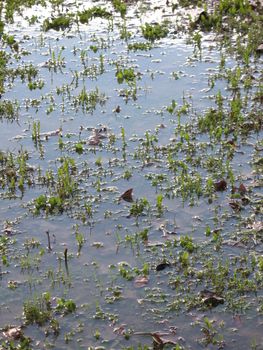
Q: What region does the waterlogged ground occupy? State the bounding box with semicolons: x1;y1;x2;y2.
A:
0;0;263;349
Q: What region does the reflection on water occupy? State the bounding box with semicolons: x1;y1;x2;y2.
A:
0;0;262;349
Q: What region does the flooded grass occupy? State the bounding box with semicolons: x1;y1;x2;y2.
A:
0;0;262;349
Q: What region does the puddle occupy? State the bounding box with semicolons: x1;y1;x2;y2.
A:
0;0;262;349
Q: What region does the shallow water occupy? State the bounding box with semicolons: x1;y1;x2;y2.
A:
0;0;262;349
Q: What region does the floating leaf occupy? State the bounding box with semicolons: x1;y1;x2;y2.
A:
134;331;178;346
88;135;100;145
96;126;108;138
3;326;23;340
159;224;168;237
222;239;246;248
256;43;263;53
134;275;149;287
238;183;247;194
147;241;165;247
3;225;13;235
152;332;163;345
156;262;170;271
91;241;104;248
88;127;108;146
200;289;224;307
214;179;227;191
229;201;241;211
232;183;247;196
113;324;127;335
250;221;263;232
226;139;236;146
159;224;176;237
120;188;133;202
113;105;121;113
40;128;62;138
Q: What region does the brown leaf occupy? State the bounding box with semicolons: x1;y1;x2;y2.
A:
133;331;178;346
222;239;246;248
241;196;250;205
214;179;227;191
113;324;127;335
134;275;149;288
3;225;13;235
159;224;176;237
251;221;263;232
40;128;62;138
238;183;247;195
256;43;263;53
152;332;178;346
88;135;100;145
113;105;121;113
120;188;133;202
226;139;236;146
232;314;243;326
156;262;170;271
152;332;164;345
88;127;108;146
229;201;241;211
3;327;23;340
96;127;108;139
200;289;224;307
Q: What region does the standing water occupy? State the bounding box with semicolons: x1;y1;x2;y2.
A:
0;0;262;349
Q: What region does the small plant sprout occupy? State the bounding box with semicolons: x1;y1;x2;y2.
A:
94;329;101;340
156;193;164;216
32;120;40;143
193;31;202;57
74;225;85;255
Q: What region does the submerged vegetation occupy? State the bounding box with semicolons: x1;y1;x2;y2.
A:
0;0;262;349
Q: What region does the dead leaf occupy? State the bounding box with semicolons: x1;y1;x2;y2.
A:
159;224;176;237
232;314;243;327
251;221;263;232
159;224;168;237
146;241;165;247
96;126;108;138
113;105;121;113
3;225;13;235
238;183;247;194
229;201;241;211
120;188;133;202
88;134;101;146
88;127;108;145
3;326;23;340
226;139;236;146
256;43;263;53
152;332;163;345
91;241;104;248
113;324;127;335
137;299;144;304
222;239;246;248
200;289;224;307
8;280;19;289
40;128;62;138
214;179;227;191
134;275;149;288
241;196;250;205
157;333;178;346
134;331;178;346
156;262;170;271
